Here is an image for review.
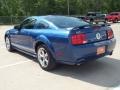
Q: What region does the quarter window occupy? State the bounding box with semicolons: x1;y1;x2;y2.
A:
36;21;49;29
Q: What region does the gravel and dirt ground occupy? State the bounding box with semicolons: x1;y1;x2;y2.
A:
0;23;120;90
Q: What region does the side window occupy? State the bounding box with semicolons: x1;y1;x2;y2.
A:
21;18;36;29
96;14;100;16
36;21;49;29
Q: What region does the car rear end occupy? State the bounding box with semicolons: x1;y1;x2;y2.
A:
67;25;116;65
106;12;120;22
86;12;106;23
44;16;116;65
106;15;115;22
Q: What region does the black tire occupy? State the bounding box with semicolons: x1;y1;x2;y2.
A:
90;19;94;23
37;44;56;71
115;18;118;23
104;19;108;23
113;18;118;23
5;37;14;52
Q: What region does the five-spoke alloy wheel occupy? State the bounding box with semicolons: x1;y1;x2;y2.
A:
5;37;13;52
37;45;56;71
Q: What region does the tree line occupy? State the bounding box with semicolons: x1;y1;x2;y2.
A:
0;0;120;16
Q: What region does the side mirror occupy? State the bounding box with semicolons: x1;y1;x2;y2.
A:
14;25;21;30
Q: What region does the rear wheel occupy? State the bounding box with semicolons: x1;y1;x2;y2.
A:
5;37;13;52
113;18;118;23
37;45;56;71
104;19;108;23
90;19;94;23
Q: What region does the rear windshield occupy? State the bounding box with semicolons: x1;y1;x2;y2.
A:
45;16;89;29
87;13;96;16
110;13;119;15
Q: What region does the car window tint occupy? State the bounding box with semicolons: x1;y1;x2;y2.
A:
22;18;36;29
87;13;96;16
110;13;119;15
45;16;89;29
36;21;49;29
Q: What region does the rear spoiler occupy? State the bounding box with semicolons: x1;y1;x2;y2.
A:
90;21;111;27
92;23;111;27
71;23;111;32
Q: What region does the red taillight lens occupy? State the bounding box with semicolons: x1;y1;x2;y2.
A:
71;34;87;45
107;29;114;39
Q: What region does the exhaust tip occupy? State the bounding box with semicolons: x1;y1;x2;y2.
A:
109;51;113;55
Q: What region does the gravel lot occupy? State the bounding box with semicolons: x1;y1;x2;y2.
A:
0;23;120;90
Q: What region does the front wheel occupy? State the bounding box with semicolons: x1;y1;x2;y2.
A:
5;37;13;52
37;45;56;71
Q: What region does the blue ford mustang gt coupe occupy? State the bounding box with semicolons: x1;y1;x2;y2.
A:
5;15;116;70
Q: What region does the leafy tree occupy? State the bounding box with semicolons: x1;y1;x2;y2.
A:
0;0;120;16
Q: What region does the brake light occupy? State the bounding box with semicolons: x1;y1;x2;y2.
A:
71;34;87;45
107;29;114;39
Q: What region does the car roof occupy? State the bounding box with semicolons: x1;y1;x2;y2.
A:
87;12;101;14
29;15;73;20
110;12;120;14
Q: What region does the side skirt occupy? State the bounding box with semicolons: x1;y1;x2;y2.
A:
13;46;37;58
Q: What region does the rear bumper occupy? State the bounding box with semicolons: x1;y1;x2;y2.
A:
58;38;116;65
107;18;115;22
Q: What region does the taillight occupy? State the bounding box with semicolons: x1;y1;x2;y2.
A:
107;29;114;39
71;34;87;45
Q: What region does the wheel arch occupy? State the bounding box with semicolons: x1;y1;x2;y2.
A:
35;41;45;53
34;35;56;59
4;30;10;39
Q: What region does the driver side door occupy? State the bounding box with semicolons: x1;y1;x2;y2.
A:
12;18;36;53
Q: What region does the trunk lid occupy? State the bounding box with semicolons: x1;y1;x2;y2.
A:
69;25;108;44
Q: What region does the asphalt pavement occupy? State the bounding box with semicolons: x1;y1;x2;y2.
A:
0;23;120;90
